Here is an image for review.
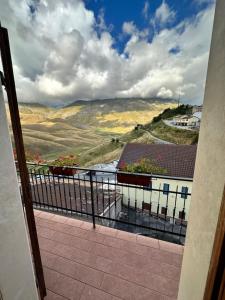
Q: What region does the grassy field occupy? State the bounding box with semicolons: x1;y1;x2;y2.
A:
145;120;198;144
79;106;199;165
7;98;176;162
6;100;199;166
79;125;198;166
80;126;157;166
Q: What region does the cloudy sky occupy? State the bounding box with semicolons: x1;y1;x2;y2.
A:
0;0;215;105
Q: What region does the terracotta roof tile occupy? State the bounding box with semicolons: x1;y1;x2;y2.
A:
117;143;197;178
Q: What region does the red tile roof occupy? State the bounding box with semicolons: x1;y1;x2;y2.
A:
117;143;197;178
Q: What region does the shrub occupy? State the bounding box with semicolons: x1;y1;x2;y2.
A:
50;155;79;167
151;105;192;123
120;158;167;175
13;149;45;163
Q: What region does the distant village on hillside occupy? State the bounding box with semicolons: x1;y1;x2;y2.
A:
164;105;202;130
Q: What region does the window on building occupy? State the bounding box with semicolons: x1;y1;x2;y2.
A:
181;186;188;199
144;181;152;191
161;207;167;215
179;210;186;220
163;183;170;195
142;202;151;212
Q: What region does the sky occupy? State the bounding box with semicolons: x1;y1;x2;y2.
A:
0;0;215;105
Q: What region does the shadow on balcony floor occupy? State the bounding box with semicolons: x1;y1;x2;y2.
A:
35;209;183;300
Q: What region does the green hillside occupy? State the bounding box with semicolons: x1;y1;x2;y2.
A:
79;105;199;166
7;98;176;160
7;100;198;166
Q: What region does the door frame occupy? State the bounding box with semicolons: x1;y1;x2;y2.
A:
0;24;46;299
204;185;225;300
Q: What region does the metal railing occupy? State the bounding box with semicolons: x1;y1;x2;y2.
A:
17;162;193;244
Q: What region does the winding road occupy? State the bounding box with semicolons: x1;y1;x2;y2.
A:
145;130;175;145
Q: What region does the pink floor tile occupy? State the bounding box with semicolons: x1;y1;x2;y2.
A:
159;240;184;255
51;214;69;224
44;267;85;300
97;225;118;237
116;230;137;242
43;251;104;288
91;242;127;261
85;230;106;243
80;285;113;300
80;221;96;231
66;217;84;228
38;211;55;220
100;274;171;300
36;213;182;300
149;248;183;267
38;236;58;252
45;290;67;300
38;226;94;252
33;209;41;216
136;235;160;249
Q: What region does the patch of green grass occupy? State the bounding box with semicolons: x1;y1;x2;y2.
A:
145;120;198;144
79;141;123;165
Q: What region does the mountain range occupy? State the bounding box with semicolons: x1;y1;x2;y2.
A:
6;97;178;164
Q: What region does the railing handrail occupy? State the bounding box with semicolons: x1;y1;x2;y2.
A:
16;161;191;243
21;161;194;183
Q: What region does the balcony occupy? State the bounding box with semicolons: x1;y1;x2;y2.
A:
19;163;192;245
35;209;183;300
1;2;225;298
18;163;188;299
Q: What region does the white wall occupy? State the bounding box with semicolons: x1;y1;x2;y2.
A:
0;82;40;299
119;178;192;221
178;0;225;298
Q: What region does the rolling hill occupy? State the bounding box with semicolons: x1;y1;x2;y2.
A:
6;98;177;162
79;123;198;167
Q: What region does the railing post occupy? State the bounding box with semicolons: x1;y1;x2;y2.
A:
89;170;96;228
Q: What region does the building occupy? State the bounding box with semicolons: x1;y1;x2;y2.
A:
173;115;190;126
117;144;197;221
188;112;202;128
192;105;203;114
172;112;202;129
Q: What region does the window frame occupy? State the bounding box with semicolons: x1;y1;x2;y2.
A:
163;183;170;195
181;186;188;199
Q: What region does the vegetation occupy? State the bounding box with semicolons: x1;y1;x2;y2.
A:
9;100;199;167
50;155;79;167
6;99;175;161
152;104;192;123
144;120;198;144
79;141;123;165
13;149;45;163
120;158;167;175
79;125;157;166
111;137;120;143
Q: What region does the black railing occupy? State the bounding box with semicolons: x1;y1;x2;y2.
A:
17;162;192;245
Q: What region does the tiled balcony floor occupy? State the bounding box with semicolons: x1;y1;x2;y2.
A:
34;210;183;300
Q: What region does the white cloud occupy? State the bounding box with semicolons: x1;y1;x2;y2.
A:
142;1;150;20
195;0;215;4
157;87;173;98
152;0;176;27
0;0;215;105
96;8;113;33
123;22;149;39
122;21;137;36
